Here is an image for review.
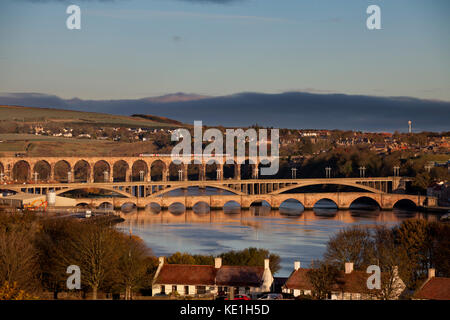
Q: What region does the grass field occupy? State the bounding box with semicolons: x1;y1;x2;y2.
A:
0;138;160;156
0;105;184;156
0;105;181;128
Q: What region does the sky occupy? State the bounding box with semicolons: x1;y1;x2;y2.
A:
0;0;449;101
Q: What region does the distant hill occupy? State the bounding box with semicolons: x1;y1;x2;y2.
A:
1;92;450;132
0;105;184;128
131;114;184;125
142;92;210;103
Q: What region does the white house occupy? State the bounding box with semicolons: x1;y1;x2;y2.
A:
152;257;273;298
282;261;406;300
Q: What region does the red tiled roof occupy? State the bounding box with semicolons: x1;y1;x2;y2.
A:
284;269;379;294
216;266;265;287
154;264;267;287
154;264;216;286
415;277;450;300
335;271;374;294
284;269;314;290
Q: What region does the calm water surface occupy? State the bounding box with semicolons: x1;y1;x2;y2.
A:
116;188;438;277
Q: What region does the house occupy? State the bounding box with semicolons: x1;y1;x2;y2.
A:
414;269;450;300
282;261;406;300
151;257;273;298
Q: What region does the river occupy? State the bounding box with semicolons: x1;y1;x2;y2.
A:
116;188;439;277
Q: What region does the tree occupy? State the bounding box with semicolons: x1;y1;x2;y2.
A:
115;235;153;300
35;219;80;299
393;219;430;287
219;248;281;274
427;222;450;277
369;227;408;299
324;226;373;270
306;261;340;300
0;281;37;300
0;228;39;293
62;223;122;300
167;252;197;265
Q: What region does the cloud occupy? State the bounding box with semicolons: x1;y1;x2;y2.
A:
177;0;244;3
1;91;449;132
19;0;244;3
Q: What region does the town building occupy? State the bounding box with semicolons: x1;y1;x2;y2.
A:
151;257;273;298
282;261;406;300
414;269;450;300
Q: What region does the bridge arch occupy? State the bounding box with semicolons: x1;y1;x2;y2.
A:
73;160;91;182
393;199;418;211
258;158;276;179
76;202;91;208
275;182;383;195
93;160;111;183
113;160;129;182
150;160;166;181
249;199;271;208
169;162;183;181
12;160;31;182
223;200;241;214
313;198;338;210
241;159;257;180
205;160;218;180
121;202;137;213
131;160;148;181
146;202;161;214
54;160;71;182
98;202;114;210
33;160;52;181
0;187;18;195
223;160;237;180
150;184;244;197
193;201;210;214
349;196;381;210
168;202;185;215
188;163;203;181
54;186;132;198
279;199;305;216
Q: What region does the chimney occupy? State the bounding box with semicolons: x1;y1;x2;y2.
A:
294;261;301;271
345;262;354;274
158;256;165;266
428;268;436;279
215;257;222;269
264;259;270;270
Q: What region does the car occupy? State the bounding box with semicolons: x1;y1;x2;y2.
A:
154;292;167;297
258;293;283;300
231;294;251;300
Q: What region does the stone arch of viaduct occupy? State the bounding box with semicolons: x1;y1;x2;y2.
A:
73;192;424;211
0;156;272;183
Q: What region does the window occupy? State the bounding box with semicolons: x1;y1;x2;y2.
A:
161;285;165;294
196;286;206;295
184;286;189;295
172;285;177;293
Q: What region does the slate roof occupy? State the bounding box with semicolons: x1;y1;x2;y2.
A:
284;268;381;295
154;264;266;287
216;266;265;287
154;264;216;286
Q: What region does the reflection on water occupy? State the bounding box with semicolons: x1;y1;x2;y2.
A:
117;199;438;277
